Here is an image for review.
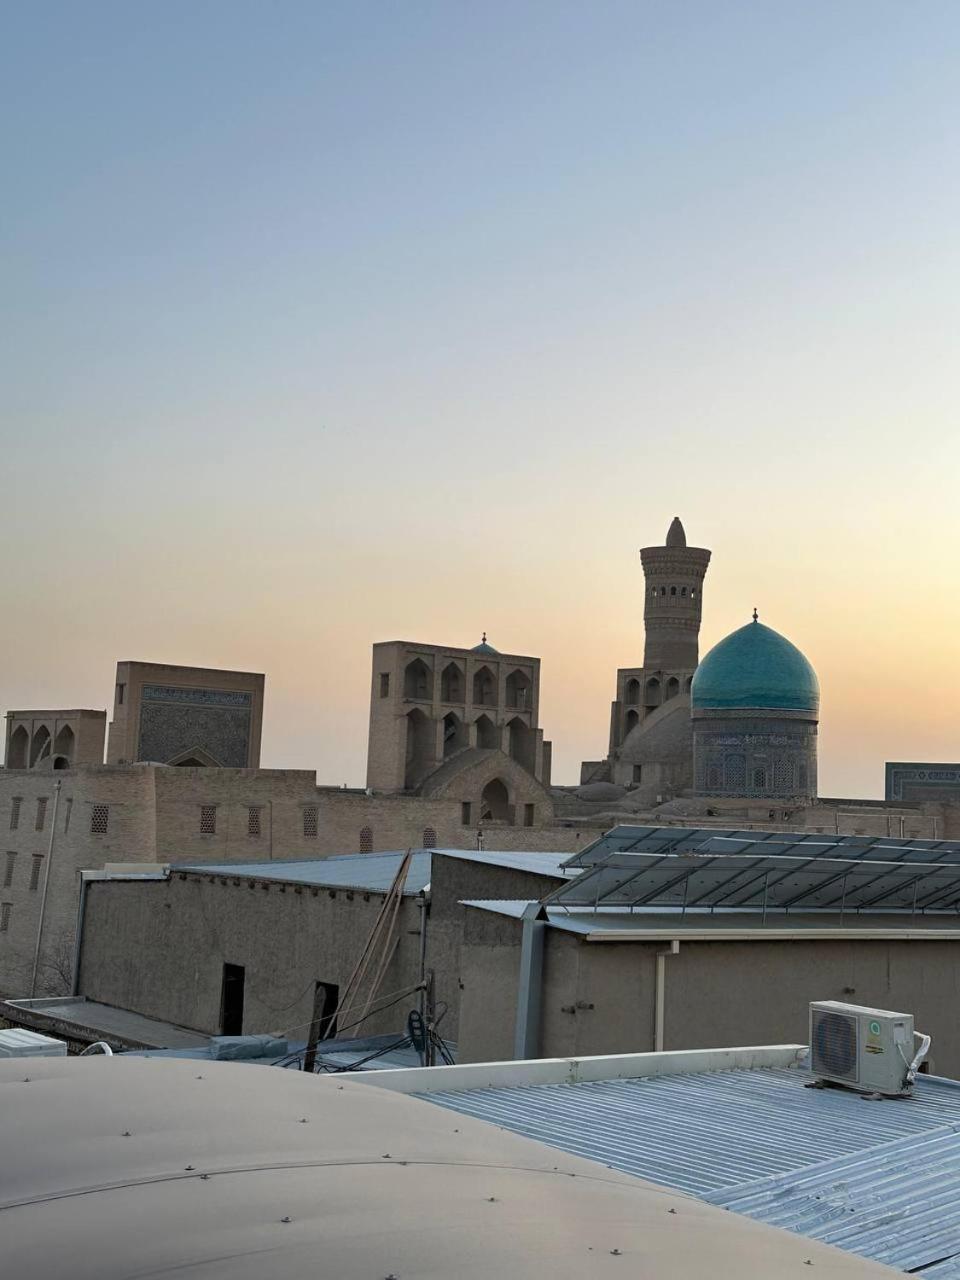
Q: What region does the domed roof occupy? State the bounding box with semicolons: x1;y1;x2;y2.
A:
471;632;499;656
691;616;819;713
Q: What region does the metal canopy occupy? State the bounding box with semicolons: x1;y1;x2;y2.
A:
543;850;960;914
563;826;960;873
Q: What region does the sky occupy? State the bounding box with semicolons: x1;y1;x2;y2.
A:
2;2;959;796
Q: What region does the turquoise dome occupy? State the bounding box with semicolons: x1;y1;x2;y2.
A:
691;619;819;713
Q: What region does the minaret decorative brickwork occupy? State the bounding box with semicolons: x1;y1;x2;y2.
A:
640;517;712;671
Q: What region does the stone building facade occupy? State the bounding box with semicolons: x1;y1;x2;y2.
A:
4;709;106;772
107;661;265;768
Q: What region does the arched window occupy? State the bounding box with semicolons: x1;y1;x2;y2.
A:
670;586;677;596
724;753;746;791
472;666;496;706
474;714;498;750
29;726;51;768
681;586;687;597
644;678;661;712
442;711;466;759
359;826;373;853
625;678;640;705
624;708;640;735
666;677;680;700
422;826;437;849
404;708;433;788
706;763;722;791
752;767;767;790
660;586;666;596
53;757;70;770
684;676;693;692
505;669;531;710
480;778;511;823
404;659;431;701
773;758;795;792
440;662;463;703
7;726;28;769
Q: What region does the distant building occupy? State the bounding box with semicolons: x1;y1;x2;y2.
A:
886;762;960;804
4;709;106;772
366;637;552;828
690;616;820;801
107;661;265;768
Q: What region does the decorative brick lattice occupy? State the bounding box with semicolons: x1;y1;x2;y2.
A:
91;805;109;835
303;806;318;839
422;826;438;849
29;855;43;891
0;903;10;933
200;806;217;835
3;853;15;888
10;798;21;831
247;806;262;837
359;825;373;854
35;797;47;832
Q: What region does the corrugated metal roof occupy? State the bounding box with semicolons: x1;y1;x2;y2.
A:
708;1123;960;1277
174;848;570;894
425;1062;960;1274
426;1066;960;1197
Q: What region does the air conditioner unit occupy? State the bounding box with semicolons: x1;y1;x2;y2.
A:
809;1001;929;1096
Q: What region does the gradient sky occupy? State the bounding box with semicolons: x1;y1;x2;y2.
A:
3;2;960;796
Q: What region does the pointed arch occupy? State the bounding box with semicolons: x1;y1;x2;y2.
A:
440;662;463;703
480;777;511;823
7;726;28;769
644;678;661;712
507;715;536;773
404;658;431;701
624;708;640;735
505;668;531;710
666;677;680;700
404;708;433;788
53;724;75;762
472;665;496;707
625;678;640;706
474;714;498;750
30;726;51;768
442;711;467;759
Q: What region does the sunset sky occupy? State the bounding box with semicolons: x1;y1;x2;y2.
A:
3;3;960;796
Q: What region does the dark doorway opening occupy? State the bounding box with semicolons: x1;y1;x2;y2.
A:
220;963;245;1035
314;980;339;1041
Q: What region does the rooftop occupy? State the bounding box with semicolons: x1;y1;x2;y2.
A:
173;847;573;894
0;1054;898;1279
360;1045;960;1277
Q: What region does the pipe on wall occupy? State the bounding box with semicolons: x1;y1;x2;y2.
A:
514;904;546;1060
654;940;680;1052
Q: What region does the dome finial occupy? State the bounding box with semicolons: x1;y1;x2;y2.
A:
665;516;686;548
752;607;759;623
481;631;487;644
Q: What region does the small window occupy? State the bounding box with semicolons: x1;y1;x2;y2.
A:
117;683;125;706
461;801;472;826
359;825;373;854
35;797;48;832
303;805;318;838
200;806;217;835
670;586;677;596
29;854;43;892
91;804;109;835
379;673;390;698
523;803;535;828
681;586;687;596
0;902;10;932
63;798;73;833
421;826;438;849
3;852;15;888
10;798;21;831
660;586;666;596
247;805;262;837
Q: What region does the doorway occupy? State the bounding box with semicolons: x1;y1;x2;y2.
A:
220;963;245;1035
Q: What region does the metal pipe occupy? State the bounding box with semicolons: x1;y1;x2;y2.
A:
514;904;546;1059
417;889;429;1021
907;1031;932;1084
30;780;62;997
654;940;680;1052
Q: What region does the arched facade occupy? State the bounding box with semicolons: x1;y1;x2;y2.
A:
404;708;434;789
472;666;496;707
474;714;498;750
30;726;51;768
404;659;431;701
442;711;467;759
480;778;510;823
7;726;28;769
440;663;463;704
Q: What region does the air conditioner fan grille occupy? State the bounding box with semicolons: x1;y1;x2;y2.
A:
812;1010;858;1080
